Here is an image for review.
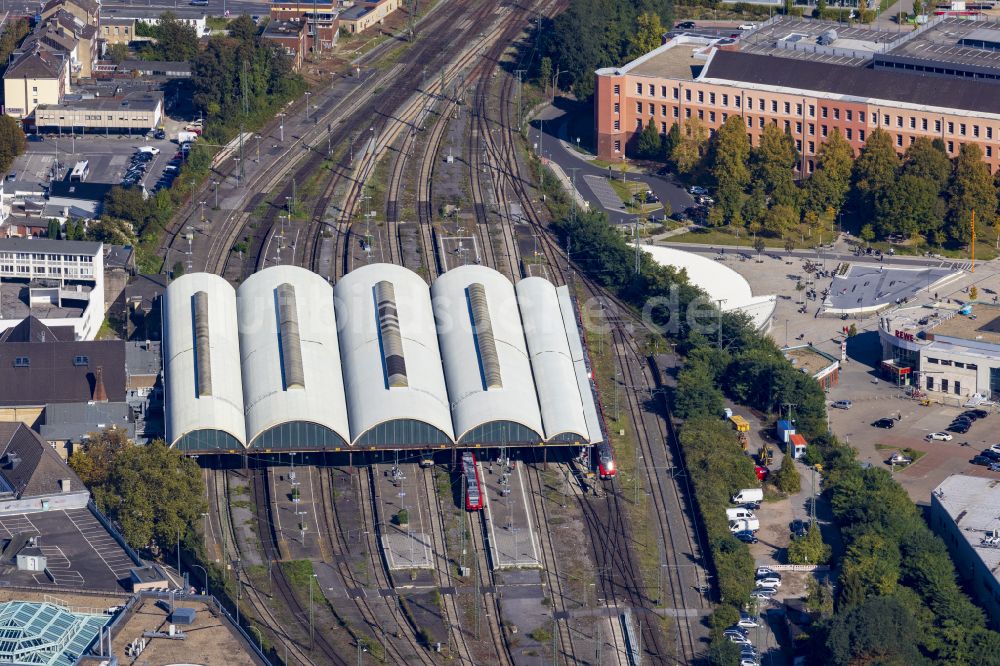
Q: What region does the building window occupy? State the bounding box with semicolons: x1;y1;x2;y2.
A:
988;127;993;139
13;357;28;368
948;140;954;153
897;134;903;147
784;101;790;114
988;146;993;158
613;140;621;152
73;355;89;366
846;128;852;140
796;140;802;151
808;141;815;153
833;108;840;120
661;85;667;97
942;378;949;393
613;84;620;95
821;107;828;118
636;83;642;95
709;111;716;122
661;122;667;133
948;121;954;133
808;123;815;136
859;129;865;142
771;100;777;113
922;118;928;131
673;107;679;118
927;357;939;364
941;359;953;366
722;94;728;106
955;380;961;395
796;103;802;115
722;112;728;122
796;122;802;133
735;96;741;107
661;104;666;116
698;109;704;120
821;125;828;137
697;90;704;103
685;89;692;101
613;120;620;131
685;108;691;118
808;104;815;117
974;125;980;138
648;84;655;96
927;376;934;391
636;102;643;113
636;119;643;129
909;117;915;129
759;99;764;111
884;114;890;126
758;117;764;128
846;110;853;121
672;87;679;99
709;92;715;104
935;119;941;132
613;102;620;113
955;362;965;368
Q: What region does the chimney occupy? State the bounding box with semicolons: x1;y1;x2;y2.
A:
93;366;108;402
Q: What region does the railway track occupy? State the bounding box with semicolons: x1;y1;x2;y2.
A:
466;503;511;665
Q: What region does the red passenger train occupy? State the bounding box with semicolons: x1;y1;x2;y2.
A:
596;442;617;479
462;451;484;510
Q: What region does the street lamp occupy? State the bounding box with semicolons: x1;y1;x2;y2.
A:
278;113;286;142
211;180;219;209
191;563;208;597
309;573;318;649
305;91;312;120
248;626;263;652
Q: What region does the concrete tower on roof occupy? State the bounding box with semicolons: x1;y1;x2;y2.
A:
163;273;246;451
236;265;350;449
432;265;543;444
333;263;454;447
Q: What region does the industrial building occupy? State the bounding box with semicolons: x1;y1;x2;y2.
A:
879;301;1000;403
595;16;1000;171
931;474;1000;629
163;264;602;453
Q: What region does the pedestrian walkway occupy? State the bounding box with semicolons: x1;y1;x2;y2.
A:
583;175;625;212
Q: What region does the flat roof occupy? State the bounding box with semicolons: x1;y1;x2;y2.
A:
339;4;372;19
935;474;1000;579
929;302;1000;345
38;93;162;113
0;282;88;321
629;43;708;79
0;238;101;255
739;16;898;67
782;344;838;378
885;17;1000;72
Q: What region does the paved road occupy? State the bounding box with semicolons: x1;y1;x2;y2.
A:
530;104;695;225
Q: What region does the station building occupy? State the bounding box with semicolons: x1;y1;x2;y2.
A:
163;264;602;453
878;301;1000;404
595;16;1000;172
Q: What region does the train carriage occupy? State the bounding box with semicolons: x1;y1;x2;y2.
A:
462;451;484;510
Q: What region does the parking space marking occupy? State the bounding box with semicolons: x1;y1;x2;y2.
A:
583;174;626;212
37;544;85;586
0;514;40;538
63;509;135;579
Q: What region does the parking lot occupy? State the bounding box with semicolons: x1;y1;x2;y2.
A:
7;134;182;192
0;508;139;591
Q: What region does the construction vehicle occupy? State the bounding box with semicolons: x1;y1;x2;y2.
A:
757;446;774;467
730;414;750;433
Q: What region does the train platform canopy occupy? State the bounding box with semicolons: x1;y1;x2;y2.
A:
163;264;604;453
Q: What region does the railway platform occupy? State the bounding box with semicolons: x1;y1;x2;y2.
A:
482;458;541;569
372;464;434;571
269;465;326;561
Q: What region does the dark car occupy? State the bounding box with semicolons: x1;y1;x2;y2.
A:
965;409;989;420
734;530;758;544
154;129;166;140
790;519;810;539
972;455;994;466
949;423;971;434
872;418;895;429
981;450;1000;462
676;20;696;29
27;134;44;142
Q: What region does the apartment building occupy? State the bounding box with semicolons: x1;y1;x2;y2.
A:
270;0;339;50
3;48;70;120
41;0;100;29
262;19;309;70
595;17;1000;173
100;18;135;45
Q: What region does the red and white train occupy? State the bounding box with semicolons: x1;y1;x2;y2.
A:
596;442;617;479
462;451;484;510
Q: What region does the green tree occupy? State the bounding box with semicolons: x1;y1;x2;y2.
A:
662;121;681;164
859;223;875;244
804;129;854;215
228;14;258;41
913;0;924;15
46;219;60;240
761;204;797;237
68;428;133;488
752;124;799;207
538;56;552;94
671;117;707;174
106;42;129;64
140;12;199;61
710;116;751;223
875;174;945;238
947;143;998;243
635;119;662;160
0;114;27;173
825;596;929;666
787;523;831;564
851;128;899;229
629;12;665;59
775;453;801;493
904;137;951;189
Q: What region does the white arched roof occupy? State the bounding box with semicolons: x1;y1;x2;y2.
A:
163;273;246;448
640;244;777;331
236;266;350;448
333;263;454;444
516;277;590;441
431;266;543;442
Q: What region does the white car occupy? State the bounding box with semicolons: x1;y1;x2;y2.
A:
739;23;758;30
755;566;776;578
737;615;759;628
750;587;776;600
741;660;760;666
138;146;160;155
727;633;752;645
756;576;782;588
988;443;1000;455
926;432;953;441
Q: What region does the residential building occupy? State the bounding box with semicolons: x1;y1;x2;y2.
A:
269;0;339;51
35;91;163;134
3;47;71;120
262;19;308;70
113;10;208;38
38;8;99;78
879;301;1000;403
594;16;1000;172
0;237;106;341
41;0;100;29
339;0;400;34
100;17;135;45
931;475;1000;629
0;421;90;514
40;402;134;458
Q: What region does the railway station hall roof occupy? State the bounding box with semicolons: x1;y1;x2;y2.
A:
162;264;604;451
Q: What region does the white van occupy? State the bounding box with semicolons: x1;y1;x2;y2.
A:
138;146;160;155
729;518;760;532
731;488;763;504
726;507;757;521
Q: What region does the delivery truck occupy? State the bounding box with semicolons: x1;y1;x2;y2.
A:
731;488;764;504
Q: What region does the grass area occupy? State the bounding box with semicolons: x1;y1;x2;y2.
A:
668;224;834;250
280;560;320;599
860;237;996;262
874;444;926;465
206;16;230;30
607;177;662;215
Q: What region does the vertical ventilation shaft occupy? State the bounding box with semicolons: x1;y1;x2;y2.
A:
468;283;502;390
193;291;213;397
375;281;408;388
277;283;305;390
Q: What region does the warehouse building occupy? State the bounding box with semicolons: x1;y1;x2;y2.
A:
595;16;1000;171
163;264;602;452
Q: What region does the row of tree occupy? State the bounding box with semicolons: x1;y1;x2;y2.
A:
551;206;1000;665
638;116;996;245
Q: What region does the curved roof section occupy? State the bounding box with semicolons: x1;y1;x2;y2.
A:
334;263;454;444
163;273;246;449
640;244;777;331
431;266;543;443
236;266;350;449
516;277;590;441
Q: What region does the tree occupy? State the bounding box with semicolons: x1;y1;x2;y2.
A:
859;223;875;244
106;42;129;64
662;122;681;163
753;236;765;257
228;14;258;41
912;0;924;15
850;128;899;229
775;452;801;493
946;143;998;243
971;285;979;301
753;124;799;207
46;219;60;240
671;117;707;174
904;137;951;189
0;114;27;174
787;523;831;564
710;116;751;223
874;174;945;239
141;12;199;61
538;57;552;95
635;119;662;160
629;12;664;59
68;428;136;489
804;129;854;215
805;578;834;617
825;596;929;666
761;204;797;237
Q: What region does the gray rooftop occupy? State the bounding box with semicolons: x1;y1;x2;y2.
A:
0;237;102;255
0;283;89;322
38;91;162;114
825;264;954;311
40;401;134;441
125;340;160;377
884;17;1000;73
934;475;1000;579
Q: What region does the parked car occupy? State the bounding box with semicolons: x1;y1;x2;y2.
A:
926;432;953;441
948;422;971;434
887;451;913;465
154;129;166;140
790;519;809;539
988;443;1000;455
737;614;759;628
724;627;748;638
727;632;752;645
689;185;708;195
739;22;758;29
740;659;760;666
980;450;1000;461
972;455;994;466
756;576;782;588
964;409;989;420
676;20;696;28
734;530;758;544
831;400;852;410
754;465;769;481
750;588;776;600
755;566;776;578
989;462;1000;472
872;418;896;429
